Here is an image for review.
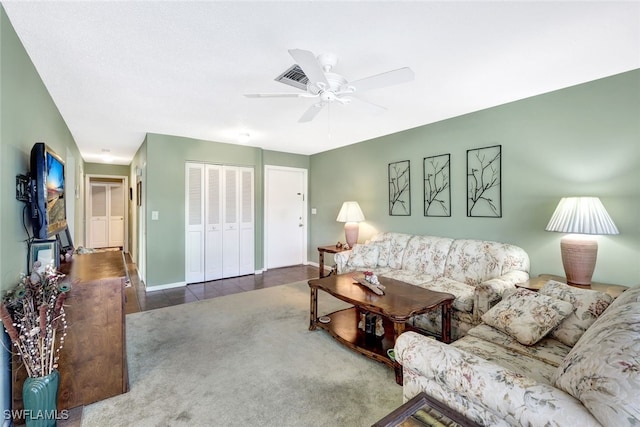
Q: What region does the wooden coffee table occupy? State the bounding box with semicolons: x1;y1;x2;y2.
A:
308;273;455;385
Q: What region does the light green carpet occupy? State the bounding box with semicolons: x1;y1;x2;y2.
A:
82;281;402;426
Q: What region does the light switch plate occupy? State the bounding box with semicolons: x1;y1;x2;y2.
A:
151;211;159;220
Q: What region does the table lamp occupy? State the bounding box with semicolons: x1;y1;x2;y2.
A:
545;197;618;286
336;201;365;247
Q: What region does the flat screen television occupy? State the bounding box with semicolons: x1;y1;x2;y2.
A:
30;142;68;239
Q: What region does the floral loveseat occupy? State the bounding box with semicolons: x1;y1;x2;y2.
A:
334;232;530;339
395;281;640;426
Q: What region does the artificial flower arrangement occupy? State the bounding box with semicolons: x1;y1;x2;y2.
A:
1;261;71;378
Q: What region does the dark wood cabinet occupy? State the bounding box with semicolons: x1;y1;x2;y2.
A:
12;251;128;417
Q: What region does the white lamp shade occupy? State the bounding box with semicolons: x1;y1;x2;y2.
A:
336;201;365;223
546;197;618;286
545;197;618;235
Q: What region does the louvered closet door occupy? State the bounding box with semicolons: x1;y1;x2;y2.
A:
239;168;254;275
222;167;240;278
185;163;205;283
89;184;108;248
108;184;125;247
205;165;223;281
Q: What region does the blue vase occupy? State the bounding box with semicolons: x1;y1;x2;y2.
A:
22;370;60;427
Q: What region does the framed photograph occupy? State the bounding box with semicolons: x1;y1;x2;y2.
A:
29;239;59;273
388;160;411;216
467;144;502;217
423;154;451;217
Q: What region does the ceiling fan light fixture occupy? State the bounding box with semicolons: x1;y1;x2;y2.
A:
246;48;414;123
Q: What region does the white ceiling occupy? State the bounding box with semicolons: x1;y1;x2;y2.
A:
3;1;639;165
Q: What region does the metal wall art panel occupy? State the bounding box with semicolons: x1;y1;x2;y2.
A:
388;160;411;216
467;145;502;217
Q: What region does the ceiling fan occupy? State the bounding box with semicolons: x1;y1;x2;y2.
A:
244;49;414;123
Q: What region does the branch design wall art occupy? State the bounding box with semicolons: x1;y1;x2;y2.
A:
423;154;451;217
467;145;502;217
388;160;411;216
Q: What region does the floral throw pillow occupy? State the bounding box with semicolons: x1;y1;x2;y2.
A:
481;288;574;346
539;280;613;347
346;244;380;269
553;286;640;426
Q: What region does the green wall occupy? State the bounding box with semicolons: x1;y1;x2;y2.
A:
0;7;84;288
85;162;130;176
309;70;640;286
142;134;310;288
139;139;309;289
0;6;84;417
263;150;310;169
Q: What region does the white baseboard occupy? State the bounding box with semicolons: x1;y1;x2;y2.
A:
145;281;186;292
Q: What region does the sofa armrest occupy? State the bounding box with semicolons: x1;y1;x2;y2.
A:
395;332;601;427
334;250;352;274
473;270;529;320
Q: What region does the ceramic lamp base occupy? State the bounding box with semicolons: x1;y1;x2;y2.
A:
560;235;598;286
344;222;359;247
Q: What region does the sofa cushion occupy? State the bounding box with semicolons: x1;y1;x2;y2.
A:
419;277;475;313
481;288;574;345
346;244;379;269
554;287;640;426
383;233;413;269
539;280;613;347
452;334;559;385
400;235;453;276
467;324;571;368
369;239;391;267
380;270;435;287
443;240;503;286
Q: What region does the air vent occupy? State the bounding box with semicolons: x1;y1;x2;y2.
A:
274;64;308;90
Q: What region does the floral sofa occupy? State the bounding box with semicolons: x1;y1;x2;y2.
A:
395;281;640;426
334;232;530;339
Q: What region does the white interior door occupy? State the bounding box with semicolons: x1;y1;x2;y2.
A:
265;166;307;269
89;184;108;248
239;168;255;275
108;184;125;247
185;163;205;283
205;164;223;281
137;174;146;283
222;167;240;277
186;163;255;284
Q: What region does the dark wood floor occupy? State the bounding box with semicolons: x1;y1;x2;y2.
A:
124;253;319;313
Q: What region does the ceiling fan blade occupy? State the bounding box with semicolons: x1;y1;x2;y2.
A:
347;67;414;93
348;96;388;115
288;49;329;89
298;103;325;123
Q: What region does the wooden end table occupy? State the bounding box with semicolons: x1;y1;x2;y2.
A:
308;273;455;385
317;244;348;278
372;392;482;427
518;274;628;298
